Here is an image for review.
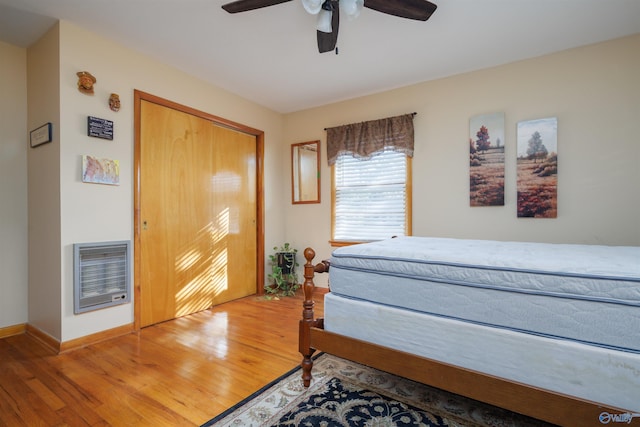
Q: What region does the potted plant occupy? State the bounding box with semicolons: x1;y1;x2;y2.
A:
267;243;300;296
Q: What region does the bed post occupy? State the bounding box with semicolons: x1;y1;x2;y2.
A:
299;247;317;387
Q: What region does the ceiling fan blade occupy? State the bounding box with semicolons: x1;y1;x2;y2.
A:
364;0;437;21
317;2;340;53
222;0;293;13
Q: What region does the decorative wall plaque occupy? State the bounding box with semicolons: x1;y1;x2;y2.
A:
109;93;121;112
77;71;96;95
87;116;114;140
30;122;53;147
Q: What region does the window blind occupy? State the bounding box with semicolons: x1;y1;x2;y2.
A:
334;149;407;241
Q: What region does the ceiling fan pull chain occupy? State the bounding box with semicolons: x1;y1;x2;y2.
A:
335;47;339;55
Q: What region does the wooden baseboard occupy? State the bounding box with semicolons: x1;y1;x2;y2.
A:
59;323;136;353
0;323;27;339
25;323;135;354
25;324;60;354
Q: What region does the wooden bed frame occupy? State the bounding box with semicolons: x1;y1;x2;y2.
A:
298;247;628;427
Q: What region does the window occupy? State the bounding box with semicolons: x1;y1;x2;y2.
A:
332;149;411;243
326;113;415;245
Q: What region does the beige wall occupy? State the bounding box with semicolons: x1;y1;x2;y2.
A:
0;21;287;341
0;41;28;329
283;33;640;284
55;21;286;341
2;26;638;337
2;21;288;340
26;24;62;339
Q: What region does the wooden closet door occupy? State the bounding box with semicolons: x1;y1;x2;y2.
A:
140;100;256;327
211;124;257;305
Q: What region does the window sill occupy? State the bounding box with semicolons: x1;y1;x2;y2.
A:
329;240;372;248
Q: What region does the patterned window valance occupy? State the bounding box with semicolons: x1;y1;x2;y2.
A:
326;113;415;166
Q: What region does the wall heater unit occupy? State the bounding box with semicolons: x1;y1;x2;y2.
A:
73;240;131;314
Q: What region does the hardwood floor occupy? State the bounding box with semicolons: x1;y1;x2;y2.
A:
0;290;325;426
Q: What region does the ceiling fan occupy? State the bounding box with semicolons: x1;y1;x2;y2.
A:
221;0;437;54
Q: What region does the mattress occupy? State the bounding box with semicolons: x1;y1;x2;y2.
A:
329;236;640;353
323;292;640;412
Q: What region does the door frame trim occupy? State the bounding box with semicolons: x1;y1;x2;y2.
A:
133;90;265;330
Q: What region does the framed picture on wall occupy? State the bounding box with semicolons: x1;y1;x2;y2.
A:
516;117;558;218
30;123;53;148
82;155;120;186
469;112;505;206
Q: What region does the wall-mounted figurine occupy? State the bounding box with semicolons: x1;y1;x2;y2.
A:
109;93;121;112
76;71;96;94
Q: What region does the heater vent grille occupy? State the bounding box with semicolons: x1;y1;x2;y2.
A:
73;240;131;314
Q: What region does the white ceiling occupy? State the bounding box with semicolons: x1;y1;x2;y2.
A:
1;0;639;113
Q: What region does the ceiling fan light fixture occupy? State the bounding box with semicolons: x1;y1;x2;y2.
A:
316;7;333;33
301;0;322;15
221;0;438;54
340;0;363;20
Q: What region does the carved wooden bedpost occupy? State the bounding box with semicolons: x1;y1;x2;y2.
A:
299;247;317;387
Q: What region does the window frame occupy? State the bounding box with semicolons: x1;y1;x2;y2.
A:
330;152;412;247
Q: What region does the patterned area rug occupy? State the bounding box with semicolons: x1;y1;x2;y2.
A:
202;354;554;427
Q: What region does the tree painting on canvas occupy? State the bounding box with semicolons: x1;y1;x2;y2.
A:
469;112;505;206
516;117;558;218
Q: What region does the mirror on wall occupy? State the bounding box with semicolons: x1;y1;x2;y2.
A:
292;140;320;204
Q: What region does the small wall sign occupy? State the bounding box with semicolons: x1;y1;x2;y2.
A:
87;116;114;140
30;122;53;147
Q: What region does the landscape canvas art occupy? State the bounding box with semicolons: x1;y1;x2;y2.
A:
469;112;505;206
516;117;558;218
